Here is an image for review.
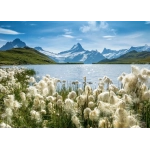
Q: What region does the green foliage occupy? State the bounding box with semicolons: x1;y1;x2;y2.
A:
0;47;56;65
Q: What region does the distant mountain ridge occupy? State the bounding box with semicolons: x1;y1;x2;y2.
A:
98;50;150;64
37;43;105;64
1;38;150;64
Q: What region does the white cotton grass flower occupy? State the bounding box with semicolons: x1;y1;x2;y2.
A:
88;101;95;109
29;77;36;83
84;108;91;119
68;91;77;99
117;75;123;82
47;81;55;96
88;95;95;102
93;89;102;99
141;83;148;92
20;92;26;102
71;115;81;128
122;94;132;104
48;102;53;112
113;108;128;128
42;120;48;128
78;88;83;95
142;90;150;101
117;100;126;109
102;76;113;84
57;99;63;108
38;80;47;89
41;109;46;115
127;116;137;127
65;98;74;111
4;96;14;108
98;91;115;103
89;108;100;121
53;92;59;97
0;122;11;128
42;87;49;96
97;82;105;91
27;86;37;96
97;101;114;116
85;85;92;95
5;108;13;117
76;95;86;106
141;68;150;76
26;93;32;100
34;94;43;101
109;84;119;93
33;98;41;109
2;108;13;124
138;73;148;84
131;65;140;76
109;95;121;105
46;96;55;102
122;73;138;92
40;100;46;110
13;100;22;110
42;76;50;82
98;118;110;128
30;110;42;122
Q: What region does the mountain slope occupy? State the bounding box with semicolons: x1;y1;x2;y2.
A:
0;47;56;65
97;50;150;64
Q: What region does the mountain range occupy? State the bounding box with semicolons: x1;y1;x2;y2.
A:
35;43;105;64
98;50;150;64
1;38;150;64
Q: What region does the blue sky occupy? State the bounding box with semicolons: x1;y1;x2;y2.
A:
0;21;150;53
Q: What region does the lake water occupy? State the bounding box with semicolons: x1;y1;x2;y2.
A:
2;64;150;88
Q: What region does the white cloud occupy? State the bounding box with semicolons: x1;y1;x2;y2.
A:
100;21;108;29
62;34;74;38
145;21;150;24
76;38;82;41
64;29;72;34
80;25;90;33
80;21;109;33
0;27;23;35
103;35;115;38
103;35;115;41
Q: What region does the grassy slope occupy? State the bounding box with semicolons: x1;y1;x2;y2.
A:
97;50;150;64
0;47;56;65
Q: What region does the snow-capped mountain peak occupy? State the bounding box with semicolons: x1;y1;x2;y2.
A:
0;38;26;50
71;43;84;51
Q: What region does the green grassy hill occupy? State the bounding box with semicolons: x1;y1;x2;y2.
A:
0;47;56;65
97;50;150;64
